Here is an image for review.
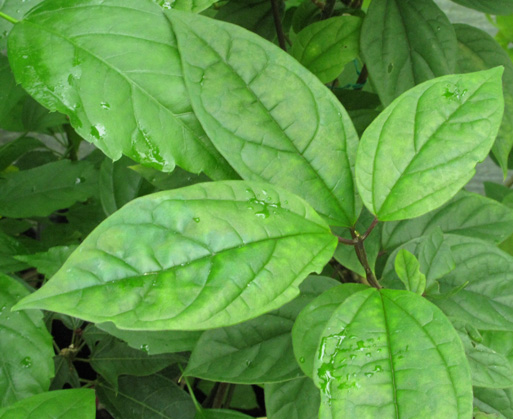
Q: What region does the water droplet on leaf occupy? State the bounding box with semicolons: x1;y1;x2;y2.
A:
21;357;32;368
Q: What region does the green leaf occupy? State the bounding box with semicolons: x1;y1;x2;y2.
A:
169;10;361;227
0;389;95;419
90;336;183;391
314;288;472;418
96;370;196;419
99;156;143;216
130;164;210;191
360;0;457;106
7;0;236;179
356;68;504;221
15;245;77;278
0;136;47;172
290;16;362;84
0;160;97;218
13;181;337;330
382;190;513;251
214;0;282;41
394;249;426;295
428;235;513;331
449;0;513;15
50;355;81;391
264;377;320;419
97;322;201;354
474;388;513;419
184;276;337;383
292;283;367;378
0;231;31;273
455;24;513;176
0;274;54;408
417;227;455;283
455;328;513;389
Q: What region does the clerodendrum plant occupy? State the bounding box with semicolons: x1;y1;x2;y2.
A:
1;0;513;417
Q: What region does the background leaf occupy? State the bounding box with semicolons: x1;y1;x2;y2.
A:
13;181;337;330
314;288;472;418
0;389;95;419
7;0;236;179
290;16;362;84
360;0;457;106
264;377;320;419
0;274;54;408
449;0;513;15
356;68;504;221
0;160;97;218
170;10;361;227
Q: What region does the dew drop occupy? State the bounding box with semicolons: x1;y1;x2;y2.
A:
100;102;110;110
193;217;200;223
245;360;253;367
350;354;357;360
299;357;305;363
374;365;382;372
21;357;32;368
364;372;373;378
140;344;150;353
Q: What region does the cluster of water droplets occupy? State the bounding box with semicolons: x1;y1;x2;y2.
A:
443;84;468;103
245;189;286;219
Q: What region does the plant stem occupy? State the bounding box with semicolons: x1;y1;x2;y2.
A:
0;11;18;24
360;217;378;241
212;382;230;409
350;228;381;289
355;64;368;89
321;0;336;19
270;0;287;51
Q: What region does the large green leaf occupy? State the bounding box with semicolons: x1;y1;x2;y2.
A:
169;10;361;227
360;0;457;106
355;68;504;221
0;274;54;408
13;181;336;330
314;288;472;418
381;191;513;251
97;322;201;354
449;0;513;15
0;389;95;419
455;24;513;176
184;276;337;383
0;160;97;218
292;283;367;378
264;377;320;419
290;16;362;84
96;370;195;419
7;0;235;179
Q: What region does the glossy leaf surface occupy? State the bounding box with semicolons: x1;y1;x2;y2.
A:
290;16;362;84
356;68;504;221
96;371;195;419
394;249;426;295
0;160;97;218
292;283;367;378
13;181;337;330
170;10;361;227
361;0;457;106
0;389;95;419
264;377;320;419
0;274;54;408
7;0;235;179
381;191;513;251
314;288;472;418
97;322;201;354
185;276;337;383
0;0;44;49
455;24;513;175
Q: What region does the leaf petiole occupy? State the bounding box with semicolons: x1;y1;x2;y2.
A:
0;11;18;24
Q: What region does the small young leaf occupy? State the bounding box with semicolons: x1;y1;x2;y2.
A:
169;10;361;227
0;274;54;408
360;0;457;106
394;249;426;295
314;288;472;418
356;68;504;221
382;191;513;251
0;389;95;419
290;16;362;84
15;245;77;278
0;160;97;218
264;377;320;419
13;181;337;330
